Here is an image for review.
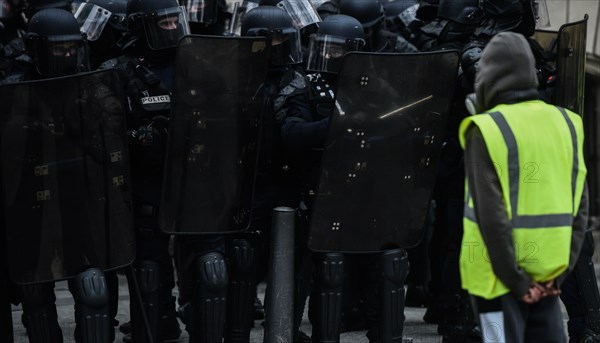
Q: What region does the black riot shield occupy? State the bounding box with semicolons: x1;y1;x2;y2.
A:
160;35;268;234
555;15;588;114
0;69;135;285
307;51;459;253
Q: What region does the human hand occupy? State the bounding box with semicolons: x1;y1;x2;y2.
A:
521;283;546;304
542;280;561;297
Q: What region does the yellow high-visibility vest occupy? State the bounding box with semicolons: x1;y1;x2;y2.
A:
458;100;586;300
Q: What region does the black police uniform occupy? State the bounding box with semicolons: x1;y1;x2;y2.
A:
1;8;116;343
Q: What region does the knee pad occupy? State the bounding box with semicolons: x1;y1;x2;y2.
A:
197;251;228;295
72;268;110;343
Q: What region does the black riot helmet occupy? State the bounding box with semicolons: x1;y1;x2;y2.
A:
180;0;218;27
22;0;72;18
339;0;384;30
26;8;89;76
477;0;536;37
381;0;419;31
306;14;365;74
241;6;302;66
126;0;191;50
437;0;482;26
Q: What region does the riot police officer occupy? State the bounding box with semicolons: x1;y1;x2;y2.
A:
1;8;120;343
1;0;76;80
411;0;482;51
218;7;306;342
180;0;229;35
339;0;417;53
99;0;190;341
380;0;420;36
276;14;411;343
275;15;365;342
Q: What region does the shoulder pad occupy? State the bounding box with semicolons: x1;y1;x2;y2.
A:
99;55;137;71
274;71;307;113
277;71;306;97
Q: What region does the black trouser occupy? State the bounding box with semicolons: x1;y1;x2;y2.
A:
471;293;566;343
560;230;600;340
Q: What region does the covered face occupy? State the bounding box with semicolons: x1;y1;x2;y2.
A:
27;8;90;76
143;6;190;50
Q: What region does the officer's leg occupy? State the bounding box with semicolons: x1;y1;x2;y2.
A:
129;230;180;343
406;203;434;308
225;238;256;343
130;260;160;342
561;230;600;343
293;210;314;343
190;251;228;343
0;267;13;342
105;270;119;341
311;252;344;343
70;268;110;343
0;231;13;342
20;282;63;343
380;249;409;342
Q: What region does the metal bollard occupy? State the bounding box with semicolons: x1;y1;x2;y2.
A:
264;207;296;343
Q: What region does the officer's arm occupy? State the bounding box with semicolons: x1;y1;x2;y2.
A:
280;97;329;153
275;77;330;154
465;125;533;298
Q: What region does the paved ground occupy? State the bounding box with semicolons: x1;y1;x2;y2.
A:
11;276;445;343
13;230;600;343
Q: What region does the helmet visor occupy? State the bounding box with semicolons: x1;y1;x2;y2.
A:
74;3;112;41
143;6;191;50
269;27;303;65
306;34;364;74
32;37;89;75
276;0;321;29
184;0;218;24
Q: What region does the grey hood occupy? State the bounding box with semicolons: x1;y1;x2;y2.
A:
474;31;539;112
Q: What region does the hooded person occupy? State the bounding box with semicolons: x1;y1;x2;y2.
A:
459;31;588;343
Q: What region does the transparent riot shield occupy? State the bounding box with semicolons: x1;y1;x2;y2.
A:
307;51;459;253
160;35;268;234
555;15;588;115
0;69;135;284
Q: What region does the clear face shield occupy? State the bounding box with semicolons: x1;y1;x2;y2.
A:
183;0;218;25
227;1;259;36
143;6;191;50
276;0;321;29
248;27;303;65
30;34;89;75
533;0;550;29
74;3;112;41
306;34;364;74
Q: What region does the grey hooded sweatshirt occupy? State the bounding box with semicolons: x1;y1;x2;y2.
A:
463;32;588;298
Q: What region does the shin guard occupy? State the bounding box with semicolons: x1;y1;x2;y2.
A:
380;249;409;343
225;239;256;343
72;268;110;343
313;253;344;343
131;260;160;343
191;251;228;343
20;283;63;343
